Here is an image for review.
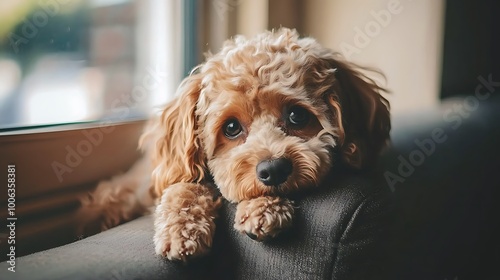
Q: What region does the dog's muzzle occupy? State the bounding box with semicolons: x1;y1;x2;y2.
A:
256;158;293;186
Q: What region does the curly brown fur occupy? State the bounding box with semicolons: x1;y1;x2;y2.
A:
154;183;221;261
234;196;294;241
76;156;154;236
78;28;390;261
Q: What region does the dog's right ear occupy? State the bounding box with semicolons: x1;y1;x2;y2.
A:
140;73;206;197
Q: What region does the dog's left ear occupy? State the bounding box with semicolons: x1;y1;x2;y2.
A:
313;57;391;169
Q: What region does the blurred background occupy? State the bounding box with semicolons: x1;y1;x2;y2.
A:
0;0;498;129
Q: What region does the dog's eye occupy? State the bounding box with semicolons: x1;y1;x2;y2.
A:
223;119;242;139
287;106;310;127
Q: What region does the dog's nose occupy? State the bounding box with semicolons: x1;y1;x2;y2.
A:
256;158;293;186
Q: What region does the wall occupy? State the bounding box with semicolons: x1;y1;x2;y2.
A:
302;0;446;114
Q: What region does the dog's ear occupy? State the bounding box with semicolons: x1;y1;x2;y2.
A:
310;56;391;169
141;74;206;196
330;59;390;169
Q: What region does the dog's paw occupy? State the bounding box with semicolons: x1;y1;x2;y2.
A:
154;205;218;261
154;183;220;262
234;196;294;242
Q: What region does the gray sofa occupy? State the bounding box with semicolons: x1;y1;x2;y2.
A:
3;97;499;280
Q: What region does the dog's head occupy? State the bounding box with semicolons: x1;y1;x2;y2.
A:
146;28;390;202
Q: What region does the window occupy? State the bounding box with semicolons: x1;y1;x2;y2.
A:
0;0;182;130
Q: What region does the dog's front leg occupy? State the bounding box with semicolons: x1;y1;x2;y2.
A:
234;196;294;241
154;182;221;261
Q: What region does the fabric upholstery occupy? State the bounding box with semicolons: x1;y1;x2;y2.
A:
1;174;393;280
210;175;393;280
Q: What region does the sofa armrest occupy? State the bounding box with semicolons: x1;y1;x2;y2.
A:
210;175;393;280
2;175;392;280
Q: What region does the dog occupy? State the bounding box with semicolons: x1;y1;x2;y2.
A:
78;28;390;262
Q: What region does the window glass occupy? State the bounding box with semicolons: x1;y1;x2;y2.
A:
0;0;176;130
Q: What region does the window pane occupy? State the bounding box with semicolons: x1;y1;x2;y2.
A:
0;0;178;130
